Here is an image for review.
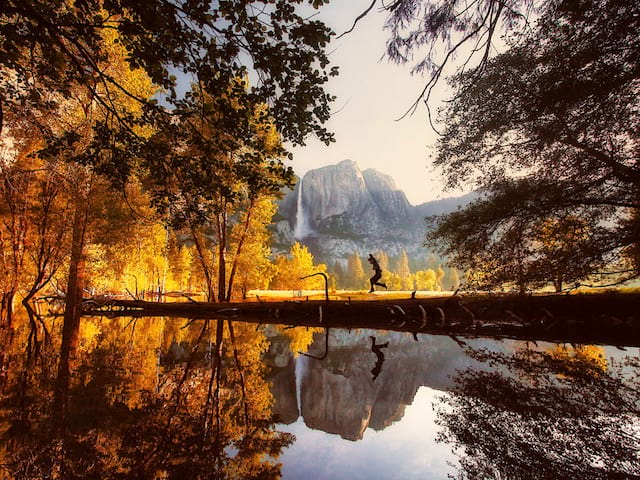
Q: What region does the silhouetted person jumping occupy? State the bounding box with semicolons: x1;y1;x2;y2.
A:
368;254;387;292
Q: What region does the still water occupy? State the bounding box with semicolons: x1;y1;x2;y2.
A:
1;311;639;479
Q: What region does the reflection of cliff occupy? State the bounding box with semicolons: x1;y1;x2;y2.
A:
265;329;500;441
301;347;373;441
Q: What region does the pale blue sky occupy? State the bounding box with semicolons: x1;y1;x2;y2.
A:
288;1;459;205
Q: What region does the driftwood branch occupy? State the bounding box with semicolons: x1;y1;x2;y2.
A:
300;272;329;301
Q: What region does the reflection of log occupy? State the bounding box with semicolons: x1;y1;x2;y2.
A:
82;293;640;347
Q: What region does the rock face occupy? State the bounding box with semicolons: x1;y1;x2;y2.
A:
273;159;475;263
304;160;374;223
362;168;413;222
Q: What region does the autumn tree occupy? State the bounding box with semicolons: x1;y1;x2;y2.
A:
93;220;170;298
19;162;69;305
150;83;292;301
0;112;92;322
227;197;279;299
385;272;403;291
395;249;412;290
1;1;338;304
270;242;327;291
532;217;604;292
0;150;64;322
0;23;159;330
29;26;158;413
414;269;437;291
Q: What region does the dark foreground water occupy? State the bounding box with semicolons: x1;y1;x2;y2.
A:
1;312;639;479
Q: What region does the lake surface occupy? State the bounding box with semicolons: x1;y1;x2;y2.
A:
1;311;639;479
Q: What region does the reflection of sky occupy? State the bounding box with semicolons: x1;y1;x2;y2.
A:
278;386;456;480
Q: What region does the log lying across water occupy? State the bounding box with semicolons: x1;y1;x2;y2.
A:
83;293;640;347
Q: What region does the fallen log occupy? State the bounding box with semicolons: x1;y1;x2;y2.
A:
81;292;640;347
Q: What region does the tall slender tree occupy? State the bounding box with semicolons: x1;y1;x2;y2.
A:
346;251;367;290
396;249;412;290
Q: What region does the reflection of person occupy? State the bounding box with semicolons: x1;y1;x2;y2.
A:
367;254;387;293
369;335;389;381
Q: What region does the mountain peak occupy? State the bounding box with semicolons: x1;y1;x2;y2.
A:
337;158;358;168
362;168;400;194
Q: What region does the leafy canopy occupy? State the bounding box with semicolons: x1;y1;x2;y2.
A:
1;0;338;184
426;0;640;290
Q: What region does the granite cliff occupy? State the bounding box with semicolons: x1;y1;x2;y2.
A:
272;159;475;263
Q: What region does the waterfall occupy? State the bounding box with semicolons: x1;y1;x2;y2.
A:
295;355;307;416
294;177;312;239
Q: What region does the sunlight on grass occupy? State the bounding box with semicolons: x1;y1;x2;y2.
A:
246;289;453;302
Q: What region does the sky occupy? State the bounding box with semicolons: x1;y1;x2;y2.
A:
287;1;460;205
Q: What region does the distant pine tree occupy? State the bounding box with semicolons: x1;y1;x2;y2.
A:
396;249;412;290
347;252;367;289
332;261;346;289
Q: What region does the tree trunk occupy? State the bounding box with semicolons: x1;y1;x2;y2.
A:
189;221;215;302
54;201;87;414
226;198;254;302
22;266;51;306
216;202;227;303
160;226;169;302
1;290;15;326
516;245;526;295
554;274;563;293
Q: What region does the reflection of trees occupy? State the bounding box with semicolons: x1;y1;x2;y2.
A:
436;344;640;480
0;312;292;479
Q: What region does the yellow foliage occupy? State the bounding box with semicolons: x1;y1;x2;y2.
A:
548;344;608;377
278;326;323;356
386;272;402;291
270;242;327;290
346;252;367;289
227;196;278;298
166;243;197;293
414;269;437;290
78;318;102;353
